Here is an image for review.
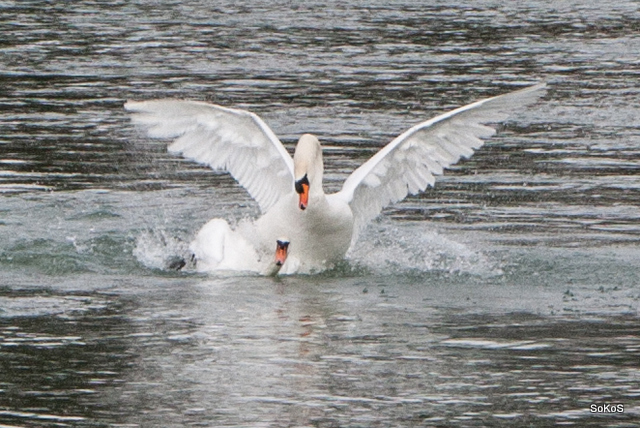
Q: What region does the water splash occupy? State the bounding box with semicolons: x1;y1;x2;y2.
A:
348;221;503;277
132;229;192;272
131;219;503;277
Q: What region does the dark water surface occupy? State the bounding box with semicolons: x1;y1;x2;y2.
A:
1;1;639;426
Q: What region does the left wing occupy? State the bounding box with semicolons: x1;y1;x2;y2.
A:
333;83;546;235
125;100;294;213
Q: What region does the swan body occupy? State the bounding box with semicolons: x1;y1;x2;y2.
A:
252;187;354;272
125;83;546;274
189;218;260;273
189;218;288;275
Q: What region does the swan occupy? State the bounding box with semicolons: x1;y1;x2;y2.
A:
125;83;545;274
189;218;290;275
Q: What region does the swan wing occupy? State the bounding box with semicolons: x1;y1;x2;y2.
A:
335;83;546;234
125;100;294;213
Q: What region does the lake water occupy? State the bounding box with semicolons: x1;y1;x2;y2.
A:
1;1;639;426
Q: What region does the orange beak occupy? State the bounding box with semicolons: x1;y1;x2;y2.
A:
275;240;289;267
298;183;309;210
295;175;310;211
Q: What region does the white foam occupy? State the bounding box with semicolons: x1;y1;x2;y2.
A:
133;229;190;271
348;220;503;276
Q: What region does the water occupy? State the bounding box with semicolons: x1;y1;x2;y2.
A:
1;0;639;426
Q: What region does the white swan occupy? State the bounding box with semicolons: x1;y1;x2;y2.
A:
189;218;289;275
125;83;545;274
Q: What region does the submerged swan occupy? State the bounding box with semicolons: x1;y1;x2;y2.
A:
189;218;289;275
126;83;545;274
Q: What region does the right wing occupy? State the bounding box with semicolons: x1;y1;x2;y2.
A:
125;100;294;213
333;83;547;235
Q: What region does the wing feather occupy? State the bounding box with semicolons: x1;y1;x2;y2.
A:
125;100;294;213
334;83;546;236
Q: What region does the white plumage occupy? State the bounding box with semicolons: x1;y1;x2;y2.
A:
125;83;546;274
127;100;293;213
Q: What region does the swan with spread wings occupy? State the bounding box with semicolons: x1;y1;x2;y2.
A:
125;83;545;274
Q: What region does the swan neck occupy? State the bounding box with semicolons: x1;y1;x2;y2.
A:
294;134;324;195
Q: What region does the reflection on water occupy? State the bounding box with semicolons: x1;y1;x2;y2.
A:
1;279;639;427
1;0;639;426
0;289;135;427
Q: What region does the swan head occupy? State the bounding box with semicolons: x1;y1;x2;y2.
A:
274;238;290;267
293;134;323;210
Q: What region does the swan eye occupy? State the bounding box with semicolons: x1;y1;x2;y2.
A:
295;174;309;194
